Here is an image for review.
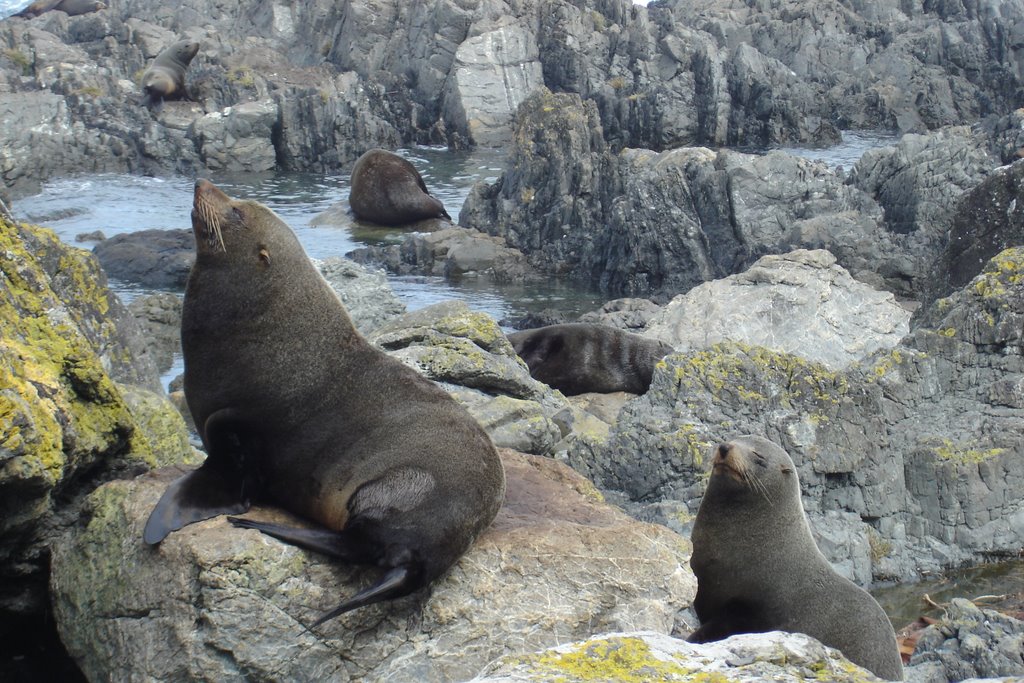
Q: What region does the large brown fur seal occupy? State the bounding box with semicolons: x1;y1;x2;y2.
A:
507;323;674;395
143;179;505;626
689;435;904;681
141;39;199;107
348;148;451;225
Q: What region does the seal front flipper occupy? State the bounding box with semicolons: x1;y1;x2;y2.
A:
143;466;251;544
144;408;261;545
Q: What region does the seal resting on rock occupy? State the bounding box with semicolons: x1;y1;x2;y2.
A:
348;148;451;226
141;39;199;107
688;435;904;681
143;179;505;626
507;323;674;395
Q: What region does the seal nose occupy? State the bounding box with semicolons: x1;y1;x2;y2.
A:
195;178;213;193
715;443;731;461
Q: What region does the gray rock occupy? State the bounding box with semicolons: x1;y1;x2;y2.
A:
442;21;544;147
907;599;1024;681
471;631;887;682
51;450;695;683
92;228;194;290
127;292;183;375
924;158;1024;304
315;256;405;334
191;99;278;172
644;249;911;371
577;298;664;331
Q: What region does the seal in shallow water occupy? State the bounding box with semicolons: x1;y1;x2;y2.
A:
141;39;199;106
348;148;451;225
143;179;505;626
507;323;673;395
688;435;904;681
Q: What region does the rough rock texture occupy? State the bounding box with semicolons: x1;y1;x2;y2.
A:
367;300;573;455
471;631;888;682
569;247;1024;584
127;292;183;375
906;599;1024;682
577;297;664;331
462;88;983;300
348;225;542;284
0;217;192;629
4;0;1023;198
92;228;194;290
51;449;695;683
315;256;406;334
926;158;1024;304
644;249;911;371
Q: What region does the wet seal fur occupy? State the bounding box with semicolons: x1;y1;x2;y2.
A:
689;435;904;681
507;323;674;395
141;39;199;107
348;148;451;225
143;179;505;626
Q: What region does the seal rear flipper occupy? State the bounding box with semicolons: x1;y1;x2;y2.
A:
226;517;376;564
143;466;251;544
311;565;420;627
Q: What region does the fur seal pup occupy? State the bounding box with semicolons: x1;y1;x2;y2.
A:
689;435;904;681
141;39;199;107
507;323;674;395
143;179;505;626
348;148;451;226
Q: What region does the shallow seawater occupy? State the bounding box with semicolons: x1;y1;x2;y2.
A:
778;129;900;169
871;558;1024;630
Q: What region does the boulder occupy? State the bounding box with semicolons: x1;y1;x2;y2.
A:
0;216;193;670
644;249;911;371
92;228;194;290
925;158;1024;304
472;631;887;683
315;256;406;334
907;598;1024;681
191;100;278;173
50;449;695;682
367;300;572;455
127;292;183;375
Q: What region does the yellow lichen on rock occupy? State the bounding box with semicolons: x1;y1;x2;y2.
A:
530;636;696;682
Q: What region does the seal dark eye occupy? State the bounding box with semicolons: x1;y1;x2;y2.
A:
233;207;244;221
752;451;768;467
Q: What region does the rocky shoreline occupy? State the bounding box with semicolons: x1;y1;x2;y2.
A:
3;0;1024;681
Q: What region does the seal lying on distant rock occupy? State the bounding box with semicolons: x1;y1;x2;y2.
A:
52;0;106;15
348;148;451;226
689;435;904;681
507;323;674;395
15;0;60;17
143;179;505;626
141;39;199;107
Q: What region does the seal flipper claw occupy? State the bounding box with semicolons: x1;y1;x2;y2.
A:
143;466;251;544
310;566;416;627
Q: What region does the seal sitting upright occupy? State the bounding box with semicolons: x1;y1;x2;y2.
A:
348;148;451;226
141;39;199;107
143;179;505;626
688;435;904;681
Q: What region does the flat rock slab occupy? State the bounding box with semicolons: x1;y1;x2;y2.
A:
470;630;886;682
51;449;694;682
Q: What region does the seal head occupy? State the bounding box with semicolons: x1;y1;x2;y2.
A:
689;435;904;681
